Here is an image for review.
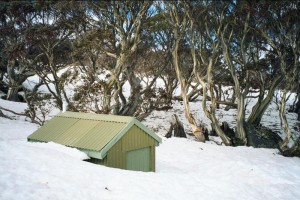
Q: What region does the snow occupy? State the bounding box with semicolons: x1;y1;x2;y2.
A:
1;72;300;199
23;67;72;94
143;98;299;140
1;107;300;200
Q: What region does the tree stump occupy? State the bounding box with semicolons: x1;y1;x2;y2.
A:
165;114;186;138
193;127;205;142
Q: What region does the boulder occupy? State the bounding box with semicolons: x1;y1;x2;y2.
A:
245;123;283;149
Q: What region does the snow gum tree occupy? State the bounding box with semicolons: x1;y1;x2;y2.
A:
76;1;165;118
161;2;205;142
1;1;299;150
259;1;300;149
185;1;232;145
28;1;78;111
0;2;38;101
220;9;252;144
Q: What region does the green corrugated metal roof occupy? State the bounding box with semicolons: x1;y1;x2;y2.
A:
27;111;161;156
57;111;133;123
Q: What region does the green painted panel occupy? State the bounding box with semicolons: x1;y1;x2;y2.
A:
75;121;125;151
133;119;162;144
126;147;151;172
27;114;127;151
58;111;133;123
56;120;99;146
106;125;156;171
27;111;161;169
28;117;79;142
107;138;124;169
122;125;156;152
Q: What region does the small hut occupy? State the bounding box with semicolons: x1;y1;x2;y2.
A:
27;111;161;172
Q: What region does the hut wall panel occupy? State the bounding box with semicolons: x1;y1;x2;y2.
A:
105;125;157;171
122;125;156;152
107;139;124;169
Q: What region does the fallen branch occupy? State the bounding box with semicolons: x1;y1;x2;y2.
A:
0;106;42;126
0;110;13;120
0;106;27;117
216;101;237;107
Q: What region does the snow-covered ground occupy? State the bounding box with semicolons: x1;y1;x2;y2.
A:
144;98;299;141
1;69;300;199
1;100;300;200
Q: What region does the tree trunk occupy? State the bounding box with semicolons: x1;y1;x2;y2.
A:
296;99;300;121
279;90;292;150
6;87;19;101
187;83;200;102
171;24;205;142
102;85;112;114
296;85;300;120
222;45;247;144
6;63;22;102
165;114;187;138
180;80;205;142
209;112;231;145
196;76;231;145
111;53;126;115
215;84;222;109
165;123;174;138
119;67;142;116
247;75;283;126
172;114;186;138
235;93;247;144
186;16;229;144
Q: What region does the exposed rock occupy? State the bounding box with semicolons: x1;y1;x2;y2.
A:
280;137;300;158
245;123;283;149
281;148;300;158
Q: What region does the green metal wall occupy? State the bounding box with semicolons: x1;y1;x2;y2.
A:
27;111;160;172
103;125;156;172
126;147;151;172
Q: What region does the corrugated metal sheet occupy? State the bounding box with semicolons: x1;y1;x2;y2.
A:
57;112;133;123
123;125;156;171
107;138;124;169
122;125;156;152
28;111;161;171
28;112;130;151
105;124;156;171
28;117;79;142
74;121;125;151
